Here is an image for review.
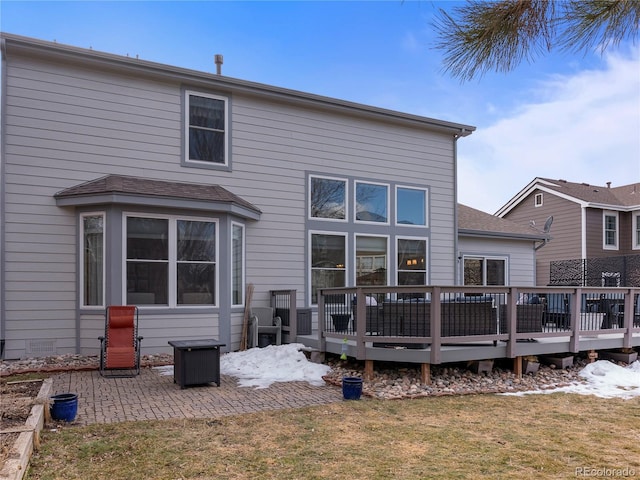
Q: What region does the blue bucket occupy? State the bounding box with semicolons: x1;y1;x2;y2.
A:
50;393;78;422
342;376;363;400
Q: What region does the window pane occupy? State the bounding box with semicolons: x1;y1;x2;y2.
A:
311;234;345;304
232;224;244;305
127;217;168;260
398;271;426;286
356;183;388;222
189;95;224;130
178;264;215;305
310;177;346;219
397;239;426;271
177;220;215;261
83;215;103;306
127;262;168;305
356;236;387;286
189;129;224;163
487;259;505;286
464;259;483;286
397;187;426;225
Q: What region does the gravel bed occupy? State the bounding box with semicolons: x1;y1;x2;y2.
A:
1;353;589;400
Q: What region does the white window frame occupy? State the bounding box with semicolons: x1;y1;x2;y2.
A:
231;222;245;307
354;180;390;225
534;193;543;207
122;212;219;308
603;210;619;250
184;90;229;167
80;211;105;308
308;174;348;223
633;210;640;250
462;255;508;286
395;185;428;227
354;234;389;286
396;236;428;286
309;230;348;305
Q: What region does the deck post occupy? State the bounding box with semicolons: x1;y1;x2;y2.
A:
513;356;522;378
364;359;374;381
420;363;431;385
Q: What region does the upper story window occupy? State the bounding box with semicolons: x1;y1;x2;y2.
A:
534;193;543;207
396;186;427;226
185;91;228;166
125;214;217;307
310;176;347;221
633;211;640;250
355;182;388;224
603;211;618;250
81;212;105;307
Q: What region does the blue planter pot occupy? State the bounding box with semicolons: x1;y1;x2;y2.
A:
50;393;78;422
342;376;363;400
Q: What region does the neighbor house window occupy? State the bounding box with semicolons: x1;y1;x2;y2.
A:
397;238;427;287
185;90;228;165
603;211;618;249
396;186;427;226
81;213;105;307
310;176;347;220
311;233;346;304
355;181;388;223
231;223;245;306
355;236;388;286
463;256;506;286
125;215;217;306
534;193;543;207
633;212;640;249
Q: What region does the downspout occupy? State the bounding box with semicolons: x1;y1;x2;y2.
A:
453;132;460;286
0;37;7;358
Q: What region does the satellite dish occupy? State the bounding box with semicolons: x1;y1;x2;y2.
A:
543;216;553;233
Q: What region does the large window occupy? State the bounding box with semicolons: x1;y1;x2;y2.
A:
464;256;506;286
397;238;427;286
81;213;104;307
311;233;346;304
356;236;388;286
185;91;228;165
634;212;640;250
231;223;245;306
310;176;347;220
355;182;388;223
125;215;217;306
396;186;427;226
603;211;618;249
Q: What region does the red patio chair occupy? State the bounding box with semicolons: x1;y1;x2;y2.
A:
99;306;143;377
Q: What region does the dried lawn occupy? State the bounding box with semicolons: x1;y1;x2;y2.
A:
27;393;640;480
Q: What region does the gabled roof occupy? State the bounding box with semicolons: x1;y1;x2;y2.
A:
458;204;545;241
55;175;262;220
496;177;640;216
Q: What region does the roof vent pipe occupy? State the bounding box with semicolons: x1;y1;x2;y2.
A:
214;54;223;75
606;182;611;188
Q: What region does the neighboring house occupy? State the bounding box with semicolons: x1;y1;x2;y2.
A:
496;178;640;286
1;33;483;360
457;204;546;287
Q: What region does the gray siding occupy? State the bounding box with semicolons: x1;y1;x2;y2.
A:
2;45;457;358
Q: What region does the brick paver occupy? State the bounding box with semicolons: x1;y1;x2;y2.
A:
50;367;344;425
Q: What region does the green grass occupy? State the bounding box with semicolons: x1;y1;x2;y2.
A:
26;393;640;480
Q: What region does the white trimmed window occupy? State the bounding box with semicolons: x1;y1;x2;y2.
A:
355;181;389;224
355;235;388;286
309;175;347;221
396;186;428;226
397;237;427;286
633;211;640;250
124;214;217;306
80;212;105;307
534;193;543;207
231;222;245;306
185;90;228;166
310;232;346;304
463;256;507;286
603;211;618;250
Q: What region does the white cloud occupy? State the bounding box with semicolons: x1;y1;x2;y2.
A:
458;48;640;214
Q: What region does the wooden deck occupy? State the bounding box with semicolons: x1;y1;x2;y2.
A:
275;286;640;383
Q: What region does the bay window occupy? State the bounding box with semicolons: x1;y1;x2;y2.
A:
81;213;105;307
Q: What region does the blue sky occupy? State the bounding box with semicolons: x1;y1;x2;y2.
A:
2;1;639;213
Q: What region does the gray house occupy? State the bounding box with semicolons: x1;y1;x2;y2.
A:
3;32;541;361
